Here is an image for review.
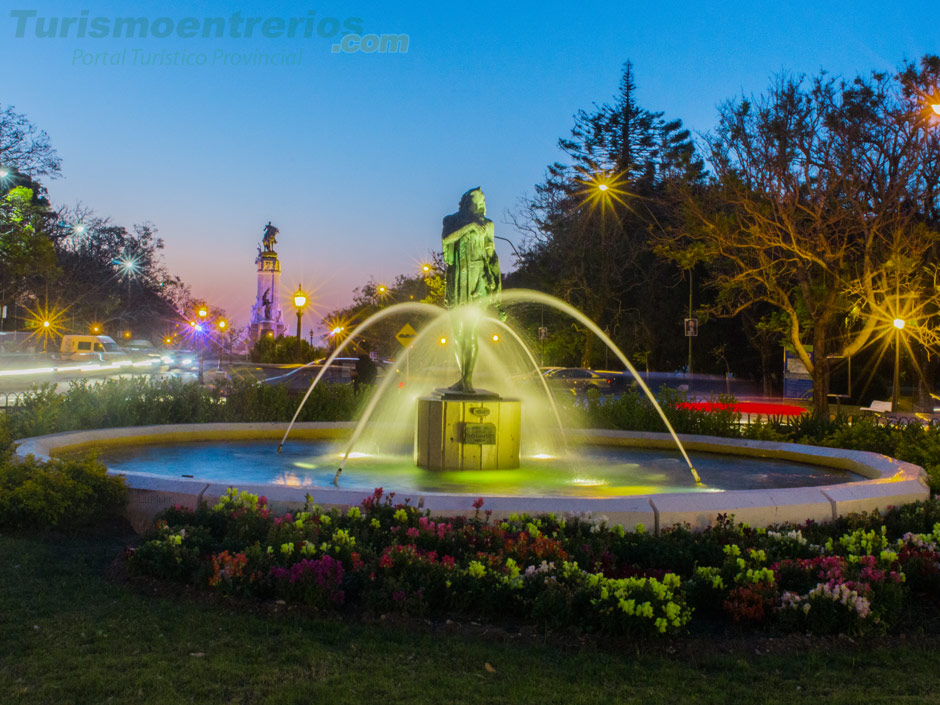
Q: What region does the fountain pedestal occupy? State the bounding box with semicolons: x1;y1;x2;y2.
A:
415;393;520;470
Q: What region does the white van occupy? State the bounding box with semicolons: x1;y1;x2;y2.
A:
59;335;131;364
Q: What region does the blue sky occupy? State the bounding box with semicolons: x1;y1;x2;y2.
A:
1;1;936;331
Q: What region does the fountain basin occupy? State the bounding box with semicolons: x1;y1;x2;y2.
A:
16;422;928;533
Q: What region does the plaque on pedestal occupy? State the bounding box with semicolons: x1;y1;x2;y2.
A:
415;394;520;470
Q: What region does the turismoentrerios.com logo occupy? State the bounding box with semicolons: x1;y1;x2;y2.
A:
8;9;409;54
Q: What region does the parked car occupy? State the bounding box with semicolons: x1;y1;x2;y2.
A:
261;363;353;393
542;367;618;394
596;370;638;395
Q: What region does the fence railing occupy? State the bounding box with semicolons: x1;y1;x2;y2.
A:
0;391;26;410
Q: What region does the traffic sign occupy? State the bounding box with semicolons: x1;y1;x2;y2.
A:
538;326;548;340
684;318;698;337
396;323;418;347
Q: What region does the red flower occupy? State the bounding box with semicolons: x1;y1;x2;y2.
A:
473;497;485;510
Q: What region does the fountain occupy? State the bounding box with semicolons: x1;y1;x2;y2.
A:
279;187;701;486
13;188;930;532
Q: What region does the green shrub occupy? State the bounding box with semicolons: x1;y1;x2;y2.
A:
2;376;358;446
0;453;126;530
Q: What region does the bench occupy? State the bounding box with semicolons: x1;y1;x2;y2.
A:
859;400;892;414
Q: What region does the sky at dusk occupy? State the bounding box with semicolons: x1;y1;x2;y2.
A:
1;1;937;336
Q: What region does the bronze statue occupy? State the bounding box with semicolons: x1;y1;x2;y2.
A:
261;288;272;320
262;222;279;252
441;187;503;393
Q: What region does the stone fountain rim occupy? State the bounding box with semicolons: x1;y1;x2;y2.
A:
14;422;930;533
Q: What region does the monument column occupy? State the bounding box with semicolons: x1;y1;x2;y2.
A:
248;222;287;342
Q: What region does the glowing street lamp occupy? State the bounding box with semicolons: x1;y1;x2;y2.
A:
421;263;431;275
893;318;906;412
190;306;209;383
932;103;940;115
0;167;9;179
216;319;228;368
293;286;307;350
25;303;65;352
597;183;609;192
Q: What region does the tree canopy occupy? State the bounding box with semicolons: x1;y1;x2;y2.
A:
659;56;940;413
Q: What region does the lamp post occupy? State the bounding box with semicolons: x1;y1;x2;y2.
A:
892;318;905;412
293;286;307;359
216;319;227;369
196;306;208;383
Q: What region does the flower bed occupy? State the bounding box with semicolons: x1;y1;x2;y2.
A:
128;487;940;636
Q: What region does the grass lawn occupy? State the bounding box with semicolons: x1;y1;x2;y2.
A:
3;528;940;705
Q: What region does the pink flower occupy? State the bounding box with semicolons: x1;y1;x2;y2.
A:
258;495;268;507
406;527;420;539
473;497;485;510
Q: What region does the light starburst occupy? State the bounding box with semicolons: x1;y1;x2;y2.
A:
24;302;68;350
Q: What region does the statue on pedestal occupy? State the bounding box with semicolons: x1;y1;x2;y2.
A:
441;187;504;393
261;288;272;320
249;222;287;342
262;222;279;253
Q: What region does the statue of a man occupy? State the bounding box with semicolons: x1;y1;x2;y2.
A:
262;222;279;252
441;187;503;393
261;288;272;320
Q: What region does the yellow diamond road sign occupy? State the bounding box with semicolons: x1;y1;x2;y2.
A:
396;323;418;347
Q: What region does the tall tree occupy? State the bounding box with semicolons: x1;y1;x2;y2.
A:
659;57;940;414
0;104;60;323
514;61;704;366
0;185;57;318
